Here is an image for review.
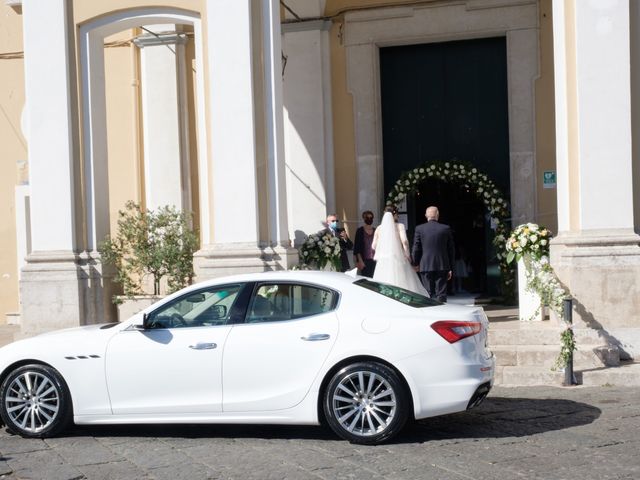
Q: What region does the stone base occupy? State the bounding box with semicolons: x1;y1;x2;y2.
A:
194;242;299;281
550;230;640;359
19;251;117;337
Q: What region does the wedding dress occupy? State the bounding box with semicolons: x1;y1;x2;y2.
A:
372;212;429;296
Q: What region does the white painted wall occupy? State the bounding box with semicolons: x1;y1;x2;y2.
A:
574;0;634;231
22;0;77;252
283;21;334;244
136;29;190;212
206;0;259;245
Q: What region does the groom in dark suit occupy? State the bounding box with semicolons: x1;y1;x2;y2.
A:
411;206;455;302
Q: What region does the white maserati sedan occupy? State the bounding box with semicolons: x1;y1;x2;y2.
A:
0;271;494;445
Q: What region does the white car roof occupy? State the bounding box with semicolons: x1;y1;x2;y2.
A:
186;270;358;291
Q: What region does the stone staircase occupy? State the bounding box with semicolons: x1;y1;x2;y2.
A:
486;305;640;386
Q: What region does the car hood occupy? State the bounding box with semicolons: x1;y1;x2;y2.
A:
0;322;122;368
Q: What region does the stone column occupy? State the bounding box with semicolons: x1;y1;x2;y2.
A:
20;0;113;335
282;13;335;246
262;0;298;267
551;0;640;358
194;0;265;278
134;26;191;212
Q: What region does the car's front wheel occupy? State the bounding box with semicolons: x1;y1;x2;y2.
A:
0;364;72;438
323;361;409;445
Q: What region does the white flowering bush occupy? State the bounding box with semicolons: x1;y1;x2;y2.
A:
298;232;342;271
506;223;575;369
386;160;514;300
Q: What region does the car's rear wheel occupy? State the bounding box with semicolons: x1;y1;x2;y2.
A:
323;361;409;445
0;364;72;438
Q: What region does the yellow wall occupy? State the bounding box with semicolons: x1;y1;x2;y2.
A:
73;0;203;26
535;0;558;233
328;20;358;231
0;4;25;320
104;30;141;235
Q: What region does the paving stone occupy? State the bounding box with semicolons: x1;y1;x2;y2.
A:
3;448;84;480
0;386;638;479
45;436;124;466
77;460;150;480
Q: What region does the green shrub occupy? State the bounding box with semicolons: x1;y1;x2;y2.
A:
99;201;199;299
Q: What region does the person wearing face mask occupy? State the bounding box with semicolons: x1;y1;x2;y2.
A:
319;214;353;272
353;210;376;277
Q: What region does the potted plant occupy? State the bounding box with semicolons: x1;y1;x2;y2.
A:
99;201;199;320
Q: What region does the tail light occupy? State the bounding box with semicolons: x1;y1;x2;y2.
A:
431;321;482;343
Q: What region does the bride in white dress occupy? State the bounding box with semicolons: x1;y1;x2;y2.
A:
372;206;429;296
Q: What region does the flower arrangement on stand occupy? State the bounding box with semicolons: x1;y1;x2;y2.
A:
386;159;515;301
505;223;576;370
297;232;342;271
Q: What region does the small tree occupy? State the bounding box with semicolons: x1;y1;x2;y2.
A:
99;201;199;299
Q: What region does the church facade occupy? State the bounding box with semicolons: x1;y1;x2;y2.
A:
0;0;639;357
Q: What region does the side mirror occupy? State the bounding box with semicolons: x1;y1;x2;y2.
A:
208;304;227;320
142;312;151;329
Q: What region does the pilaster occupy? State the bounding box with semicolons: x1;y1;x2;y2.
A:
134;27;191;212
282;19;335;246
551;0;640;358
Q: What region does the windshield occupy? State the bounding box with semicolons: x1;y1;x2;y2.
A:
354;279;442;308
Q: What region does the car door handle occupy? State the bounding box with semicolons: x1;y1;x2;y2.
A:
301;333;330;341
189;342;217;350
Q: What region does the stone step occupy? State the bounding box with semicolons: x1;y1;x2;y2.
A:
496;366;564;386
578;362;640;387
495;362;640;386
492;344;619;369
488;326;607;346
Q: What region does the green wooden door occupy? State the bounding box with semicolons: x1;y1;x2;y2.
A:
380;37;510;295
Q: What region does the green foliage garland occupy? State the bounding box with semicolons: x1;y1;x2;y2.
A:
505;223;576;370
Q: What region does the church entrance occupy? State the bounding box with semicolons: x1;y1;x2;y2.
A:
407;180;493;294
380;37;511;296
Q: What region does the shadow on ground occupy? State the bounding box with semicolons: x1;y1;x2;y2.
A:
48;396;601;444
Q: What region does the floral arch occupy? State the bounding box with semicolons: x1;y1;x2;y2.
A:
386;160;515;300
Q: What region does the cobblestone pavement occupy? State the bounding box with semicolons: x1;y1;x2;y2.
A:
0;385;637;480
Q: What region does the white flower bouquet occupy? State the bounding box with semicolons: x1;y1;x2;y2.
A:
298;232;342;271
505;223;552;264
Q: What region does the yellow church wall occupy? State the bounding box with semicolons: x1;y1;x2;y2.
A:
73;0;203;26
103;30;141;236
0;4;25;321
535;0;558;233
328;20;358;233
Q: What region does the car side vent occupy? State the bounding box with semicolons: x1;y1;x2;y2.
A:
64;355;101;360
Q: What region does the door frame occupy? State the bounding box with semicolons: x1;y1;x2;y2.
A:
343;1;539;225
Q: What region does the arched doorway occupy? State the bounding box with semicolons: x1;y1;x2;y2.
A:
387;161;515;300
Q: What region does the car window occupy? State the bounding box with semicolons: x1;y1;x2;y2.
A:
353;279;441;308
245;283;337;324
146;284;243;329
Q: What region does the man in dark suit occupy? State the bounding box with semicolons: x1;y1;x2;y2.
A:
411;206;455;302
320;214;353;272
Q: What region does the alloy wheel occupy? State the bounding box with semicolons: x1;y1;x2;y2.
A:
331;370;397;437
4;370;61;434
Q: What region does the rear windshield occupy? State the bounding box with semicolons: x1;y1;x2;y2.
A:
354;279;442;308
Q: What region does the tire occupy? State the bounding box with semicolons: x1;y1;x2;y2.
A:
0;364;73;438
323;361;409;445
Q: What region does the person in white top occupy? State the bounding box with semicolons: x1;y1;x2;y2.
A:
372;205;429;296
